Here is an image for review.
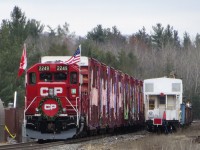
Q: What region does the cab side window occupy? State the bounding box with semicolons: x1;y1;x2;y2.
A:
29;72;36;84
70;72;78;84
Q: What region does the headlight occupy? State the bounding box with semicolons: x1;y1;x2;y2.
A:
35;108;39;112
49;88;54;96
63;108;66;112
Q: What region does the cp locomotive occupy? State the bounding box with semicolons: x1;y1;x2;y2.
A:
143;77;192;133
24;56;144;140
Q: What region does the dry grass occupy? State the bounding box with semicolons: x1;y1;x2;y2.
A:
124;134;198;150
80;121;200;150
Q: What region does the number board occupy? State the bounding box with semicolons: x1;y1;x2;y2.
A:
56;65;68;71
38;66;50;71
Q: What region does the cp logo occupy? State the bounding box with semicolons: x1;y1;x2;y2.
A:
40;87;63;96
41;99;60;117
44;104;57;110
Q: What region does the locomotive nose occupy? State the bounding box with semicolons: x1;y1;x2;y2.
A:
38;97;62;119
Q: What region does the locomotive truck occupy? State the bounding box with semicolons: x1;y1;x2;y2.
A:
24;56;144;140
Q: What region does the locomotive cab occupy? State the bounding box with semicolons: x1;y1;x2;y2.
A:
25;62;80;139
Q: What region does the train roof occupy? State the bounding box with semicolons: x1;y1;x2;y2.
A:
144;77;182;83
41;56;89;66
143;77;182;95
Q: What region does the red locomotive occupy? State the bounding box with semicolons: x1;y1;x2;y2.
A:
24;56;144;140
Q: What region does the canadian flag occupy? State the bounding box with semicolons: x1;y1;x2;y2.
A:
18;44;27;78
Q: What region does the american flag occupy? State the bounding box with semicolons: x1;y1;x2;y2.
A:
65;45;81;65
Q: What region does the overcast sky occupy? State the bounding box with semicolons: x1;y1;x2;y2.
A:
1;0;200;39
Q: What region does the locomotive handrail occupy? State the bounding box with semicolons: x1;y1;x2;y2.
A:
76;97;79;126
64;96;79;126
24;96;37;113
23;96;37;127
64;96;78;113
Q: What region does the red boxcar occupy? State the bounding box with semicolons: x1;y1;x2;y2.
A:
24;56;144;140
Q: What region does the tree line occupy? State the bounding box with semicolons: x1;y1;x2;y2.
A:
1;6;200;118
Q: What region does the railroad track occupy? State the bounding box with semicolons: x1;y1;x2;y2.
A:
0;136;106;150
0;141;65;150
0;130;147;150
0;135;107;150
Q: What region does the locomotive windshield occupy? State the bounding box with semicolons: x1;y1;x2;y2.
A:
54;72;67;81
40;72;52;81
39;72;67;81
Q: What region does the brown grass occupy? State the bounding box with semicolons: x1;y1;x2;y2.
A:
121;134;197;150
80;121;200;150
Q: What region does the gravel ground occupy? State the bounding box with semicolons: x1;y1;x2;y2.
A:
42;130;147;150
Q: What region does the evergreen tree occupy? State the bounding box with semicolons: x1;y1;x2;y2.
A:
183;32;192;50
130;27;152;50
173;30;181;49
163;25;174;46
87;24;106;43
195;33;200;49
151;23;164;50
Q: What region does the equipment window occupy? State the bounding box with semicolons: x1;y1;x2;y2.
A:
40;72;52;81
29;72;36;84
172;83;181;92
70;72;78;84
54;72;67;81
149;99;155;110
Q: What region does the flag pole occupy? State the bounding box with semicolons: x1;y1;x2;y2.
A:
79;44;82;96
23;43;27;131
24;43;27;84
24;43;27;70
64;45;81;126
78;44;81;126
